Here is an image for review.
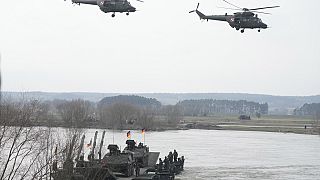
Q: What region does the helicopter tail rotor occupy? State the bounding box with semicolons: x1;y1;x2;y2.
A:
189;3;200;13
189;3;206;20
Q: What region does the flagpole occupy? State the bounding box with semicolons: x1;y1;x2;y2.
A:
144;131;145;145
112;127;114;144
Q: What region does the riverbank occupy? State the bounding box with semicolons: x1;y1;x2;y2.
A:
26;115;320;135
179;114;320;135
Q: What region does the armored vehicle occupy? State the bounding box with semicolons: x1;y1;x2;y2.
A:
102;144;135;177
123;140;149;167
51;133;117;180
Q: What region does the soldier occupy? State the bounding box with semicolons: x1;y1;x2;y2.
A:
164;156;169;170
135;161;140;177
177;158;182;170
158;158;163;172
173;149;178;162
168;152;173;164
76;154;85;167
181;156;185;169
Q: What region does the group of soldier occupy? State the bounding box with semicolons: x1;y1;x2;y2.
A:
157;150;184;173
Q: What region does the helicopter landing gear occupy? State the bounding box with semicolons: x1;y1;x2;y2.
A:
111;13;115;18
236;28;240;31
241;29;244;33
126;12;129;16
258;29;261;32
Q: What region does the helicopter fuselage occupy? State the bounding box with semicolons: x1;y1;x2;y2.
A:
71;0;136;16
98;0;136;13
227;15;268;29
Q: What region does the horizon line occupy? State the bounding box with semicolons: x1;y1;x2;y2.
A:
2;91;320;97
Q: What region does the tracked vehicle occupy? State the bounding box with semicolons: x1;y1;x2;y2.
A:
102;144;135;177
123;140;150;167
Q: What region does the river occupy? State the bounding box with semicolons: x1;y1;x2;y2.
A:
82;129;320;180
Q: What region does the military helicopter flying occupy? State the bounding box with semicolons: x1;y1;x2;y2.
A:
67;0;143;17
189;0;279;33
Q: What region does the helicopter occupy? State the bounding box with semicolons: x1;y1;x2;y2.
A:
67;0;143;17
189;0;279;33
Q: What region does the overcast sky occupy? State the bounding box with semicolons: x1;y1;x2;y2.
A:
0;0;319;96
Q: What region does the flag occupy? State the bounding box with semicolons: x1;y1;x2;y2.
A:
127;131;131;139
86;138;92;147
141;128;145;134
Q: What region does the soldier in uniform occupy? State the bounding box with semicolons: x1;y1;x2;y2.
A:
135;160;140;177
158;158;163;172
173;149;178;162
168;152;173;164
164;156;169;170
181;156;185;169
76;153;85;167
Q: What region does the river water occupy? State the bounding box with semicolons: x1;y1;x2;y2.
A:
83;129;320;180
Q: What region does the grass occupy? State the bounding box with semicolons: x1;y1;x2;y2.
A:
180;114;319;135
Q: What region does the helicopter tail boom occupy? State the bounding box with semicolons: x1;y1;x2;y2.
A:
195;10;206;19
71;0;97;5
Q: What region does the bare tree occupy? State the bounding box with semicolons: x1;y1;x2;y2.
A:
56;99;93;127
99;103;139;129
136;108;155;130
0;97;55;180
164;105;183;125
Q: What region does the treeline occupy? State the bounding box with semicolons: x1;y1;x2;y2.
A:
99;95;161;109
177;99;268;116
0;95;183;130
1;95;269;130
294;103;320;117
97;95;182;129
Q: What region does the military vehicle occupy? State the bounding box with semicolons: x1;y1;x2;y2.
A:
189;0;279;33
51;132;117;180
123;140;149;167
102;144;135;177
51;131;177;180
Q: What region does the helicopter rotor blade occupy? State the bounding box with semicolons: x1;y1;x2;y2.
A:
252;11;272;15
216;6;241;11
222;0;241;9
249;6;280;11
196;3;199;10
136;0;144;2
189;10;195;13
